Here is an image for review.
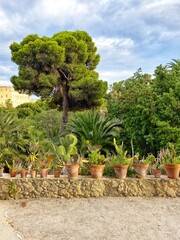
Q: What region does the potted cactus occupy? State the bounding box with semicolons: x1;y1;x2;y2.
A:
56;134;79;178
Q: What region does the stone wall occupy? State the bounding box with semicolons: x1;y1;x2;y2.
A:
0;175;180;199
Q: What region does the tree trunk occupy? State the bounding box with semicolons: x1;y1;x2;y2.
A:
60;84;69;133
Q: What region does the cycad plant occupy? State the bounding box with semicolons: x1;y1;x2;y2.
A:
65;110;121;154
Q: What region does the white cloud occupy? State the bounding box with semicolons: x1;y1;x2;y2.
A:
0;80;12;86
0;65;17;79
94;37;134;50
98;69;134;84
0;0;180;85
0;8;26;36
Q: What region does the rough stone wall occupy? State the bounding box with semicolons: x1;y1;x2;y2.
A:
0;176;180;200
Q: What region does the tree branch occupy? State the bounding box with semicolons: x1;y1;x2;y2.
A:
58;68;69;81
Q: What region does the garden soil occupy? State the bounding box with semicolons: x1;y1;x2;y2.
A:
0;197;180;240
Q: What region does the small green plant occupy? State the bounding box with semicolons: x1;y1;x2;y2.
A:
133;153;155;165
6;158;21;170
160;143;180;164
87;144;107;165
8;181;17;197
103;161;114;176
145;154;156;164
27;139;40;170
110;139;131;166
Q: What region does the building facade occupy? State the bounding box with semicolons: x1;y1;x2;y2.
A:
0;86;31;107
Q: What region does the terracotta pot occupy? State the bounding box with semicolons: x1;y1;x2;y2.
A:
133;164;149;178
41;168;48;178
54;169;61;178
152;169;161;178
21;169;27;178
0;168;4;177
164;164;180;179
30;169;37;178
90;165;105;179
113;165;128;179
66;164;79;178
10;169;18;177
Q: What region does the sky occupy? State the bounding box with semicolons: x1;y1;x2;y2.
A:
0;0;180;87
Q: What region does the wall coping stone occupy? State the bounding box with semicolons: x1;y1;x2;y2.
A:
0;174;180;199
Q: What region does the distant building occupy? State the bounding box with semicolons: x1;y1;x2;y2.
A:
0;86;31;107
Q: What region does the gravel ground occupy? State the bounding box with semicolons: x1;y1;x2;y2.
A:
1;197;180;240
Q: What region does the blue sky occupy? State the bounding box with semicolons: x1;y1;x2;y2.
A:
0;0;180;87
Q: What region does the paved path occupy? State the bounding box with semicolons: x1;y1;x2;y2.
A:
1;197;180;240
0;201;22;240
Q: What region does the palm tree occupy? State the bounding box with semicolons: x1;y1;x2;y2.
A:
167;59;180;73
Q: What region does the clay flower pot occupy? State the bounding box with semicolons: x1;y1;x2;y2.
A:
54;169;61;178
30;169;37;178
10;169;18;177
40;168;48;178
133;164;149;178
66;164;79;178
152;169;161;178
164;164;180;179
114;165;128;179
90;165;105;179
21;169;28;178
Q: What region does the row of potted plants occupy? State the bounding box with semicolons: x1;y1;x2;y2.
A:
0;135;180;179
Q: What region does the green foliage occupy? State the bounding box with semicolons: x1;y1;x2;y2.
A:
56;134;78;164
0;109;28;169
103;162;114;176
65;110;121;154
87;144;106;165
110;139;130;165
10;30;107;131
16;99;54;118
8;181;17;197
21;109;61;142
160;143;180;164
107;61;180;156
145;154;156;164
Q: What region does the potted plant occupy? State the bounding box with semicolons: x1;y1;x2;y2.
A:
19;160;29;178
151;153;163;178
50;143;64;178
38;150;53;178
27;140;40;178
133;153;153;178
161;143;180;179
111;139;130;179
52;160;62;178
87;144;107;179
56;134;80;178
5;147;23;177
6;158;21;177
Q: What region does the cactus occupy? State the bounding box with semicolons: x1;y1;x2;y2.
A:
57;134;78;163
